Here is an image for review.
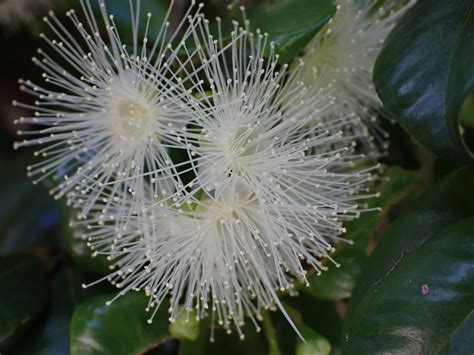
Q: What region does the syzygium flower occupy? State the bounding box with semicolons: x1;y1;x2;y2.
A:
78;179;318;340
297;0;416;150
13;0;203;216
182;14;376;217
78;11;378;339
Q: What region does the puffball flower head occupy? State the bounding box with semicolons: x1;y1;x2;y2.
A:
13;0;204;216
298;0;416;151
183;14;376;221
78;12;378;339
0;0;52;29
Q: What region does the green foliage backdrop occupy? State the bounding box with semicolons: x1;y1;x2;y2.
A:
0;0;472;354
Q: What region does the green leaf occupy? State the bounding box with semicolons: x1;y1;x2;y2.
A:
349;167;474;309
14;268;112;355
306;167;422;300
260;298;341;354
374;0;474;161
461;93;474;129
305;246;365;301
56;0;168;44
342;167;474;353
178;320;209;355
180;319;267;355
296;327;331;355
59;202;110;276
97;0;168;43
68;235;111;276
439;311;474;354
0;158;58;255
0;256;48;351
342;217;474;354
247;0;336;62
16;269;77;354
70;292;171;355
179;309;283;355
284;294;343;347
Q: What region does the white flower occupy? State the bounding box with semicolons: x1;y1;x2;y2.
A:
77;170;374;340
297;0;416;150
0;0;51;29
179;13;379;335
77;12;379;339
181;14;375;215
78;180;299;341
13;0;203;216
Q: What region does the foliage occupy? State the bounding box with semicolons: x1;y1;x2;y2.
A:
0;0;472;354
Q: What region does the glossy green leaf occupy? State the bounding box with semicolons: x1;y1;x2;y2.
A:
342;167;474;353
306;167;422;300
67;235;111;276
97;0;168;43
439;311;474;355
284;294;343;347
70;292;171;355
0;158;58;255
295;326;331;355
348;167;474;308
258;297;342;354
59;202;110;276
374;0;474;160
207;325;268;355
16;269;77;355
0;256;48;351
180;302;325;355
179;319;209;355
461;93;474;129
180;319;267;355
56;0;168;43
342;217;474;354
247;0;336;62
306;246;365;301
15;269;112;355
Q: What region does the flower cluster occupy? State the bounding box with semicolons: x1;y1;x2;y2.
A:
14;0;403;340
297;0;416;153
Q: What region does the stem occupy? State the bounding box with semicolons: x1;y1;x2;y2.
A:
262;311;281;355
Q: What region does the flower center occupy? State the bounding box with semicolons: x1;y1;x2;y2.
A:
221;126;260;169
106;97;154;143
